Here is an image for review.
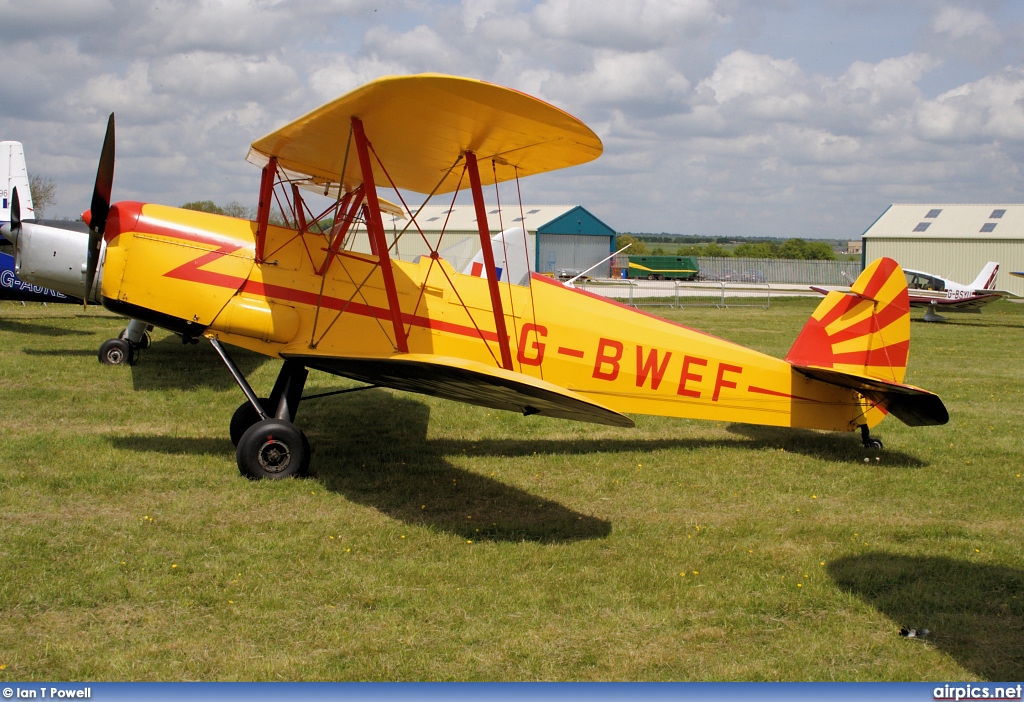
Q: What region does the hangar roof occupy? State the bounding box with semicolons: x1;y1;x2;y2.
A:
863;204;1024;240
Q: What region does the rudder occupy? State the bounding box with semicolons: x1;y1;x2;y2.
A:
969;261;999;291
787;258;947;427
1;141;35;224
786;257;910;384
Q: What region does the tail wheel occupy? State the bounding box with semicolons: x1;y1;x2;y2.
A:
236;418;310;480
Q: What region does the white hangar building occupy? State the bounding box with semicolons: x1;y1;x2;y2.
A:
861;204;1024;296
350;204;618;278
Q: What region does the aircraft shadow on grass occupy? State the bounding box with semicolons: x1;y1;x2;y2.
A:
828;553;1024;680
128;335;268;392
725;423;928;467
111;386;932;543
23;348;98;357
1;318;93;337
112;389;615;544
910;317;1024;333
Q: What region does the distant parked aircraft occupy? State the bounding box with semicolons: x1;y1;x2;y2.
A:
903;262;1016;321
1;141;80;303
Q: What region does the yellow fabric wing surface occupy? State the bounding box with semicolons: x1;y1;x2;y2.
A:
248;73;603;195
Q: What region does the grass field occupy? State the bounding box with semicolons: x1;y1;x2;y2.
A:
1;297;1022;681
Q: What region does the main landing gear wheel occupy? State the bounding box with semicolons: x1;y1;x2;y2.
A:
98;337;140;366
236;418;310;480
229;397;270;446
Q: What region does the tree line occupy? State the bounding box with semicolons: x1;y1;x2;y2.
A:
617;234;837;260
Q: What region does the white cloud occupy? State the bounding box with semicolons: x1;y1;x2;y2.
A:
697;50;812;121
307;57;413;101
933;6;999;42
150;53;298;102
543;50;691;112
917;71;1024;142
4;0;1024;236
531;0;723;50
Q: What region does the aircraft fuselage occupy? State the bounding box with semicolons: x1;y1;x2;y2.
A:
99;201;880;433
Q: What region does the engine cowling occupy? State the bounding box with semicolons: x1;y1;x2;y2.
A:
10;220;96;300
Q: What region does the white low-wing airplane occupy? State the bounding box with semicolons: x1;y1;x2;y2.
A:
903;262;1017;321
0;140;153;360
2;141;80;304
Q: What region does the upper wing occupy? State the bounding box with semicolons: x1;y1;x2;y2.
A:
284;352;634;428
247;74;602;196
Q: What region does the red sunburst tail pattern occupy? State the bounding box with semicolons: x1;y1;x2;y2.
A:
785;258;910;384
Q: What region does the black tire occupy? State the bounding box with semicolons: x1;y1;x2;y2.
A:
865;438;884;450
236;418;310;480
229;397;270;447
98;338;132;365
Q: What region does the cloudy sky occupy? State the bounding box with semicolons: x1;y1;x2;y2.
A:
3;0;1023;238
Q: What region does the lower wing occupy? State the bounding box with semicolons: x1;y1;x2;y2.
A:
283;352;635;427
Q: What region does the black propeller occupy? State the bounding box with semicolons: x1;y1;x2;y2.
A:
4;186;22;243
10;186;21;233
84;113;115;302
0;187;24;270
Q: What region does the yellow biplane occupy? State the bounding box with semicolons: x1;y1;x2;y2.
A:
84;74;947;478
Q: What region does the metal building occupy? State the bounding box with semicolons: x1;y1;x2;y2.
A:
350;204;616;277
861;204;1024;295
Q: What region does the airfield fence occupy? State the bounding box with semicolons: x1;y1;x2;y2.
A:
695;256;862;285
578;257;861;310
575;279;772;309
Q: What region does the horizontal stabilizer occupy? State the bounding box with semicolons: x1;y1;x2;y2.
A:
793;364;948;427
285;352;635;427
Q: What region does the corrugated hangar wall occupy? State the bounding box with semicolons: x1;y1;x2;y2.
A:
536;206;617;277
862;204;1024;296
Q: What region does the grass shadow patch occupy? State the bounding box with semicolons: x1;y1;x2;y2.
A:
304;390;611;543
0;319;93;337
726;423;928;466
828;553;1024;680
109;435;233;458
129;337;267;391
22;348;98;357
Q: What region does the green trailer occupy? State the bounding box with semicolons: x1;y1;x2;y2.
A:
626;255;699;280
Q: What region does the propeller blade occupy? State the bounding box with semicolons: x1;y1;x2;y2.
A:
1;187;21;245
84;113;115;302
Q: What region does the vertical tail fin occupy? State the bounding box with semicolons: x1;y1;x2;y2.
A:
786;257;910;384
1;142;35;225
463;226;533;286
787;258;946;427
969;261;999;290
